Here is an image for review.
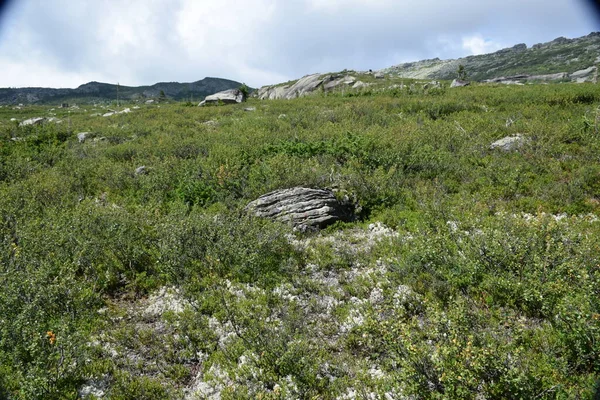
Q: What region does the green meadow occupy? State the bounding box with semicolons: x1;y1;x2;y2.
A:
1;79;599;398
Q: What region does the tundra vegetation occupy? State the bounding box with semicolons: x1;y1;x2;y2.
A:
0;75;599;399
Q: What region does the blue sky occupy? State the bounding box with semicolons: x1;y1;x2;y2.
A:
0;0;597;88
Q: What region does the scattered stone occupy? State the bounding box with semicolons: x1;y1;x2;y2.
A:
79;378;109;399
450;79;470;88
352;81;370;89
374;72;385;79
102;112;115;117
278;114;287;119
246;187;354;231
424;80;441;89
19;117;45;127
490;134;526;151
145;99;155;104
243;107;256;112
199;88;245;106
134;166;148;175
77;132;94;143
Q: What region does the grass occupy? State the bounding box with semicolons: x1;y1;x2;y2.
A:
0;79;599;398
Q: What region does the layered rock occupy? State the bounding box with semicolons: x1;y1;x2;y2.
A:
246;187;353;231
256;73;359;100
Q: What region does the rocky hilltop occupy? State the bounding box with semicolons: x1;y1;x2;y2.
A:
255;32;599;100
382;32;600;82
0;77;246;105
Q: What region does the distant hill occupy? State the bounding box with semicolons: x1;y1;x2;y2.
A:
382;32;600;81
0;77;247;105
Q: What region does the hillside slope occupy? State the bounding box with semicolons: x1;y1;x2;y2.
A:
382;32;600;81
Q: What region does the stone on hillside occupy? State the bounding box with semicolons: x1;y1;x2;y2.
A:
323;75;356;91
490;134;525;151
145;99;155;104
257;74;333;100
244;107;256;112
199;88;245;106
450;79;470;88
246;187;354;231
352;81;370;89
570;66;597;83
374;72;385;79
423;81;441;89
102;112;115;117
77;132;94;143
19;117;45;127
135;166;147;175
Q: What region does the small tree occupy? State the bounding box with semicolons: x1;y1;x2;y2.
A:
239;83;250;99
159;90;166;101
457;64;468;81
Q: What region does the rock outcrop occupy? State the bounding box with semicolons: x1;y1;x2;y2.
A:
570;66;597;83
256;73;360;100
246;187;354;231
381;32;600;82
199;88;245;106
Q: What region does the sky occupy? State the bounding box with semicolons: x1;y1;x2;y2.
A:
0;0;597;89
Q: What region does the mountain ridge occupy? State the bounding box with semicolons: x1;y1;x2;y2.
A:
0;77;246;105
381;32;600;81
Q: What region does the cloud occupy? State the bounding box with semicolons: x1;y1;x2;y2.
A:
462;34;504;55
0;0;596;88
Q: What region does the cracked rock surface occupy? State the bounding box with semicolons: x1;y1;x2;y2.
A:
246;187;353;231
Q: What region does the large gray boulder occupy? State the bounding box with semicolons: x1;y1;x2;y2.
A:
450;79;470;88
199;88;245;106
246;187;353;231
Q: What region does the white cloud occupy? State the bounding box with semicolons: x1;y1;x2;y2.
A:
462;34;504;55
